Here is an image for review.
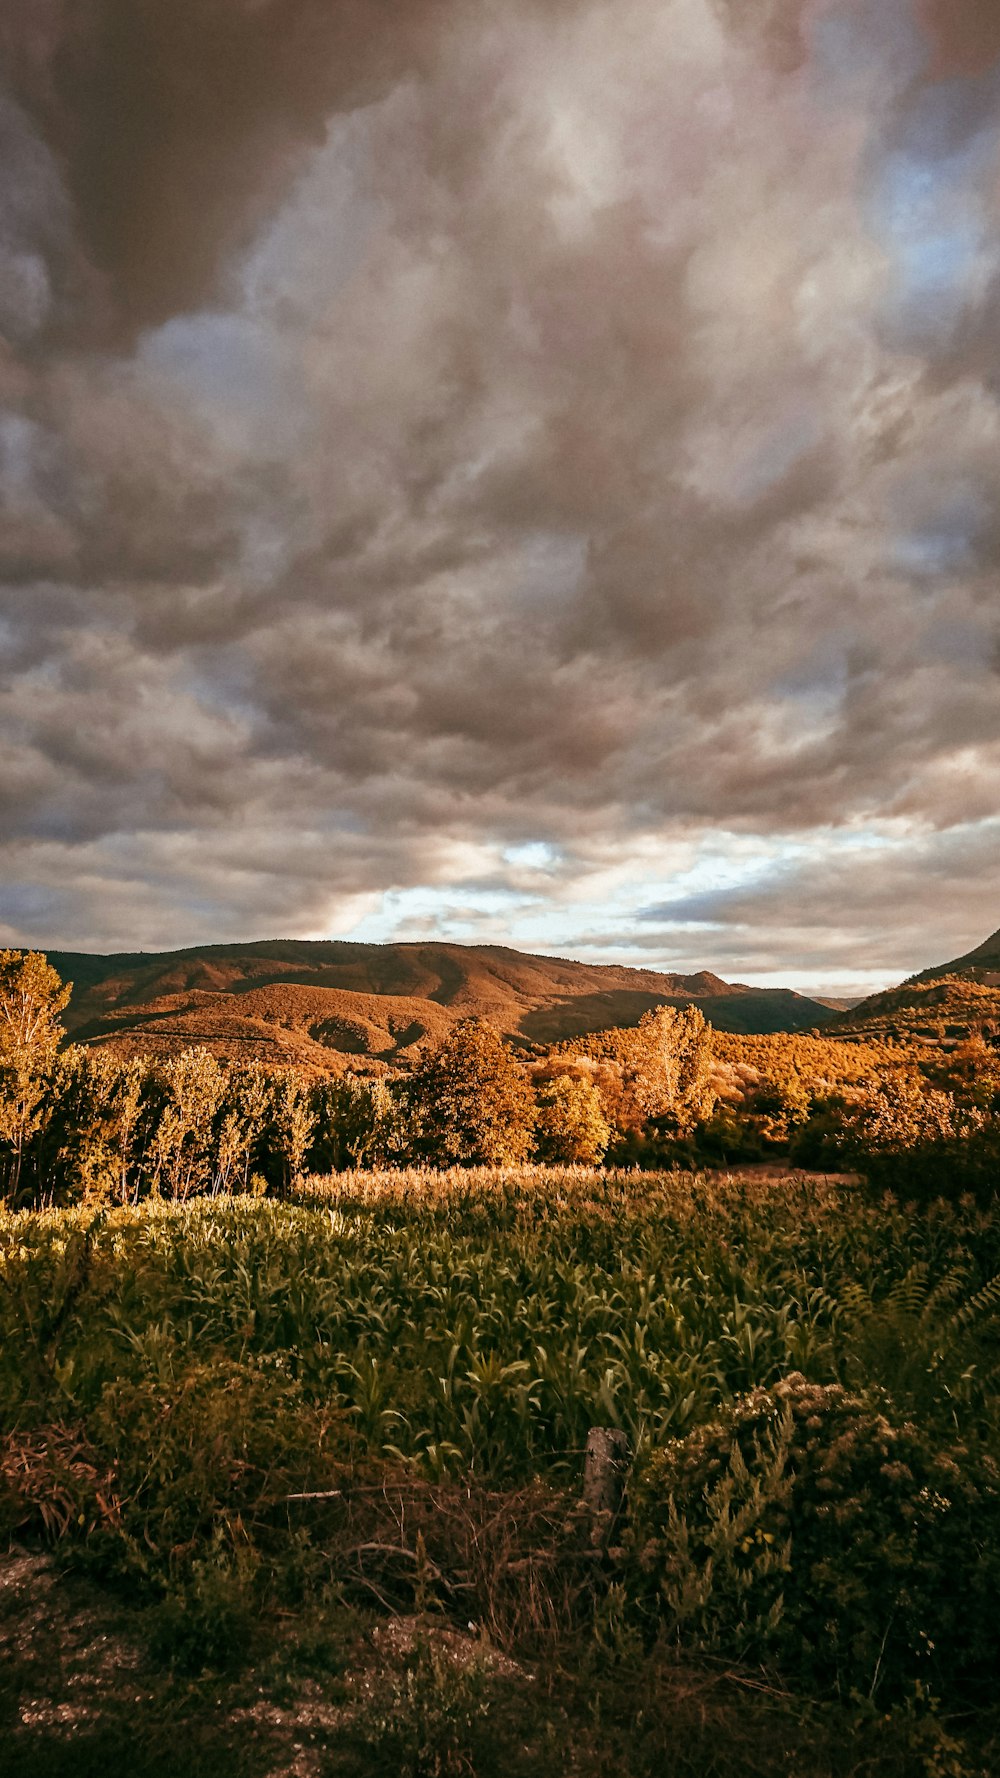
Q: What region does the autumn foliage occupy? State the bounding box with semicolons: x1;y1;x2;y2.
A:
406;1018;536;1166
3;950;1000;1205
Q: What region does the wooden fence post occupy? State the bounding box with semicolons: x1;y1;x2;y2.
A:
581;1426;631;1516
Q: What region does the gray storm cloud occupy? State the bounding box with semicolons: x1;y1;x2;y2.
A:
1;0;999;974
0;0;451;337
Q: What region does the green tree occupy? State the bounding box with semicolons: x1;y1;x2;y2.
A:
0;950;71;1199
312;1074;410;1172
213;1061;273;1195
104;1053;154;1202
36;1046;119;1204
409;1019;535;1166
534;1072;610;1164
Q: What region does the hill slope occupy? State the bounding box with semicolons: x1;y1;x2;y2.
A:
48;939;839;1069
914;925;1000;984
831;924;1000;1045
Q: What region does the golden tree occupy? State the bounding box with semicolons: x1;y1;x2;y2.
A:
560;1004;717;1138
534;1073;611;1164
272;1072;317;1193
409;1018;535;1165
0;950;70;1198
150;1047;225;1200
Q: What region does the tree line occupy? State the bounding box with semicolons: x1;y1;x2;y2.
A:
2;948;999;1205
0;950;715;1204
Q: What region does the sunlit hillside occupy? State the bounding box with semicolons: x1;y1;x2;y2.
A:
833;958;1000;1048
48;939;840;1069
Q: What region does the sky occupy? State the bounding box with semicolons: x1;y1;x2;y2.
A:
1;0;999;999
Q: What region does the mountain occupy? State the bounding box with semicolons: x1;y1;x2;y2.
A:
913;926;1000;985
48;939;839;1071
830;925;1000;1045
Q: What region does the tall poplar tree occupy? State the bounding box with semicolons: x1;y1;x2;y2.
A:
0;950;71;1198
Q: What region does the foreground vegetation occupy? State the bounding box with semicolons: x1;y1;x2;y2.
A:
3;1170;1000;1772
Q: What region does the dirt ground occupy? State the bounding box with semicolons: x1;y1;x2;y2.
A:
4;1543;995;1778
703;1164;860;1184
0;1547;369;1778
0;1546;546;1778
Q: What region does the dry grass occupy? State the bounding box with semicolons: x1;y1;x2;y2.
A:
1;1423;122;1541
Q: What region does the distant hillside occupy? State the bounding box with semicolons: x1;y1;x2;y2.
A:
831;924;1000;1045
913;925;1000;985
47;939;839;1069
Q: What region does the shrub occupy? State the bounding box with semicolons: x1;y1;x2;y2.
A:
88;1357;353;1561
843;1075;1000;1202
360;1629;492;1777
692;1110;764;1165
149;1527;260;1672
630;1372;1000;1703
788;1092;856;1169
0;1422;122;1546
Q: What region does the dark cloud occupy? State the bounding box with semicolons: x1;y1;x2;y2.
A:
0;0;449;337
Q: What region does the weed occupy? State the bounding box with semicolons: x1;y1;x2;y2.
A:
148;1528;261;1672
359;1629;493;1777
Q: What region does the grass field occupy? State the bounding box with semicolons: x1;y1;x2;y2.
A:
3;1167;1000;1775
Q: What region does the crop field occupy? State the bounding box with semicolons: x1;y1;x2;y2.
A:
3;1167;1000;1775
5;1167;1000;1476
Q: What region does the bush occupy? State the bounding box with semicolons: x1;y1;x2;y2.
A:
839;1074;1000;1203
862;1118;1000;1203
360;1629;492;1777
630;1372;1000;1703
787;1093;855;1169
88;1356;353;1562
692;1110;764;1165
0;1421;122;1547
149;1528;261;1671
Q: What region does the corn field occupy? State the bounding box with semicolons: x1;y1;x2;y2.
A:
3;1167;1000;1490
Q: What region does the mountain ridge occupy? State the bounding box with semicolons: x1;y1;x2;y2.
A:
912;925;1000;985
46;938;840;1069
